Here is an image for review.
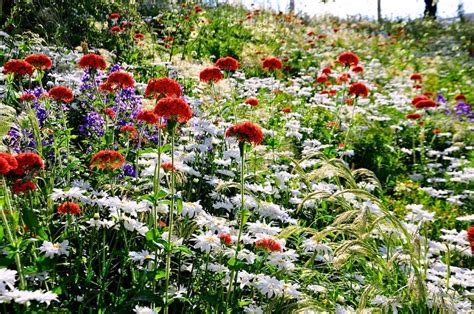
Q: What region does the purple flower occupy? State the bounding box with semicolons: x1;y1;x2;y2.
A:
79;111;106;137
123;164;137;177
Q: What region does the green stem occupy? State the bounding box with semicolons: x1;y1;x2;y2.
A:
1;177;26;289
164;126;176;314
226;142;246;305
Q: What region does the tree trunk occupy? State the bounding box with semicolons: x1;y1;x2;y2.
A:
289;0;295;13
377;0;382;22
424;0;437;18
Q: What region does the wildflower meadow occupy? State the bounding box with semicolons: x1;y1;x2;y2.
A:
0;1;473;313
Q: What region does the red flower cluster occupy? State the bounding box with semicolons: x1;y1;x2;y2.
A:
25;54;52;70
337;73;351;83
321;67;331;75
145;77;182;98
194;5;203;13
137;110;159;124
414;99;437;109
348;82;369;97
106;71;135;89
79;54;107;70
11;180;37;194
199;67;224;83
281;107;292;113
109;13;120;20
57;202;81;215
120;125;138;138
110;26;122;33
468;226;474;253
245;97;259;106
0;152;18;175
352;65;364;74
255;238;282;252
19;93;36;102
154;97;192;123
317;74;328;83
405;113;422;120
102;108;116;119
161;163;175;171
215;56;240;71
454;94;466;101
410;73;422;81
3;59;33;77
225;122;264;145
12;152;44;177
90;150;125;170
337;52;360;67
219;233;232;245
262;57;283;70
48;86;74;103
99;82;114;94
134;33;145;41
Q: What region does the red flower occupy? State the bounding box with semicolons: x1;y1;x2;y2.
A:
348;82;369;97
467;226;474;254
137;110;159;124
102;108;116;119
215;56;240;71
415;99;437;109
57;202;81;215
219;233;232;245
12;152;44;177
194;5;203;13
120;125;138;138
145;77;182;98
413;83;423;89
281;107;292;113
337;52;359;67
11;180;37;194
3;59;33;77
262;57;283;70
99;82;114;93
24;54;52;70
255;238;282;252
109;13;120;20
161;163;175;171
352;65;364;73
410;73;422;81
199;67;224;83
122;22;133;29
0;157;10;175
337;73;351;83
110;26;122;33
48;86;74;103
411;95;428;106
106;71;135;89
78;54;107;70
344;98;354;105
0;153;17;175
423;91;434;97
405;113;422;120
225;122;264;145
454;94;466;101
134;33;145;41
245;97;259;106
322;67;332;74
19;93;36;102
90;150;125;170
317;74;328;83
154;97;192;123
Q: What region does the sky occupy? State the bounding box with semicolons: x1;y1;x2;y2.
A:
235;0;473;19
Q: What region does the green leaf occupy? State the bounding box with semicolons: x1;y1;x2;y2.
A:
0;225;3;241
155;269;166;280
